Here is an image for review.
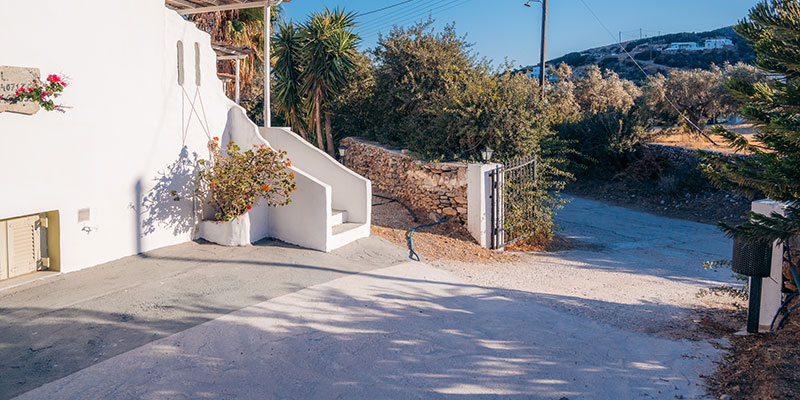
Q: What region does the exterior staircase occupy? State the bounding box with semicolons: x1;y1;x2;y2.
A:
218;108;371;252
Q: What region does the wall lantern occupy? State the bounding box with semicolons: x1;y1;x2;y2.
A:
481;146;494;162
338;145;348;160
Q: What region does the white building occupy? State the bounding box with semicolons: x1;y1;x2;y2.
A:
665;42;703;51
704;38;734;49
665;38;734;52
0;0;370;282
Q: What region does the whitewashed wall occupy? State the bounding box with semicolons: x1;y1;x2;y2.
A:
0;0;238;272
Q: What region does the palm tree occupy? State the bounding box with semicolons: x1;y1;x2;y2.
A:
273;20;307;136
297;8;359;155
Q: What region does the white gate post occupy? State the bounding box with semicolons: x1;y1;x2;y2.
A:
751;199;788;332
468;163;501;248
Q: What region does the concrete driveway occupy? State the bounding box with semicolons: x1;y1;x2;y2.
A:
4;197;735;399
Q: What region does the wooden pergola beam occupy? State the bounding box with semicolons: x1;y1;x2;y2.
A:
167;0;270;14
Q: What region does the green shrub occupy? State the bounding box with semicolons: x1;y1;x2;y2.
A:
197;139;296;221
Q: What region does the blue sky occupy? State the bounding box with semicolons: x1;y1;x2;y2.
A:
279;0;758;68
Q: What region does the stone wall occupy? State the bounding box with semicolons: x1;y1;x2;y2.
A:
340;137;468;222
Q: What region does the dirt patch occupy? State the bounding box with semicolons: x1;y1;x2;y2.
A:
370;193;519;264
566;179;751;227
706;311;800;400
505;234;574;252
649;123;761;154
658;296;745;342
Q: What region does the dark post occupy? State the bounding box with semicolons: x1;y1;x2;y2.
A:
539;0;547;96
747;277;762;333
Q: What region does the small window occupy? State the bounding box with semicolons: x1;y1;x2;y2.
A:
177;41;185;86
194;42;201;87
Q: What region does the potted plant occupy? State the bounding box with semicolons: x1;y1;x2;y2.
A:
196;137;296;245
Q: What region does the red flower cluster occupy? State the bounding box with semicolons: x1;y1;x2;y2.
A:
3;73;68;112
213;136;220;141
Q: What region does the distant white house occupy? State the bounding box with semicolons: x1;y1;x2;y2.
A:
665;42;703;51
704;38;734;49
665;38;734;52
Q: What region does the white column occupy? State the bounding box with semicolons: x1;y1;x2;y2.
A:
751;199;788;332
235;58;241;105
263;4;271;127
467;163;501;248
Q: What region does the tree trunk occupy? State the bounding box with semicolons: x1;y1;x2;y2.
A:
325;112;335;157
290;110;307;138
314;88;324;151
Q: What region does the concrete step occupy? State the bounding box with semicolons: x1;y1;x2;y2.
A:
331;209;348;226
332;222;361;236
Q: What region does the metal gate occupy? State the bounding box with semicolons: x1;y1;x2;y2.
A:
489;154;538;250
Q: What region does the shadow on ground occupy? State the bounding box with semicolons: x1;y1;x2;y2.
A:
12;265;719;399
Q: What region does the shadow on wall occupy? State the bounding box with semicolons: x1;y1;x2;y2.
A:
136;147;200;242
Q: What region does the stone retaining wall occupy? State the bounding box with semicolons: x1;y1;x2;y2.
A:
340;137;468;222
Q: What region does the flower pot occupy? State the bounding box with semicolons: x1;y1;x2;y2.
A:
197;213;253;246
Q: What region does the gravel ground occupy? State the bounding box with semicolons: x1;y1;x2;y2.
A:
432;197;745;342
371;193;744;342
16;262;725;400
370;193;520;264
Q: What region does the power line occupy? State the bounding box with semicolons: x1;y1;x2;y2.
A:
359;2;455;37
358;0;472;39
357;0;445;32
576;0;715;143
357;0;452;33
355;0;418;18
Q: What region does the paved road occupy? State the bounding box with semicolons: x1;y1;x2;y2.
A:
4;197;736;399
0;237;408;399
437;197;739;342
15;263;719;400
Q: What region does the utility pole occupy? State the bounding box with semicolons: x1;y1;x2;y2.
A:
639;28;642;39
263;0;291;127
538;0;547;96
264;3;271;127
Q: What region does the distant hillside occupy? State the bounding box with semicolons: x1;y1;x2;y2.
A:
519;26;756;82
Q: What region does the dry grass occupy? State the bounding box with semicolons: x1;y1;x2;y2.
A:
649;123;761;154
706;309;800;399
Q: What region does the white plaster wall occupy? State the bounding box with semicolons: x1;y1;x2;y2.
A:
267;170;331;252
220;108;332;251
751;199;788;331
0;0;238;272
260;127;371;225
467;163;501;248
